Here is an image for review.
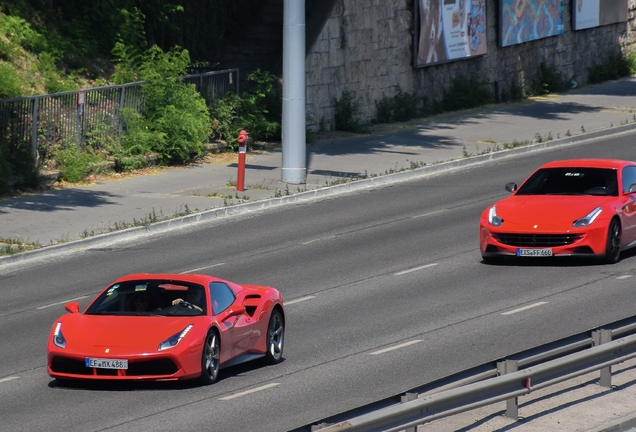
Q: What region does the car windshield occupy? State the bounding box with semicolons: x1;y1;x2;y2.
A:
85;279;207;316
516;167;619;196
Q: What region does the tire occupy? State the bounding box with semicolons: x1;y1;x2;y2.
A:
199;329;220;385
604;218;621;264
264;310;284;365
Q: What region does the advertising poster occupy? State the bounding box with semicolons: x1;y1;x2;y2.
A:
415;0;487;68
573;0;627;30
500;0;564;47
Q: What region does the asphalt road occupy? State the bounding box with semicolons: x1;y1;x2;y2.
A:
2;133;636;431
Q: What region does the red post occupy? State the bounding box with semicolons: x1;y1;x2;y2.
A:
236;130;248;192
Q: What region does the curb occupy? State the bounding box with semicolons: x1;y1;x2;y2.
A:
3;122;636;268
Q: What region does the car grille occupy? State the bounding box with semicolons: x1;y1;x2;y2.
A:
493;233;582;247
50;356;178;377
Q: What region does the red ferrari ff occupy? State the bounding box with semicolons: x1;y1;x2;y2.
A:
47;273;285;384
480;159;636;264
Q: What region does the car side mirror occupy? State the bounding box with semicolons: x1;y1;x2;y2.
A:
65;302;80;314
629;184;636;193
505;182;518;193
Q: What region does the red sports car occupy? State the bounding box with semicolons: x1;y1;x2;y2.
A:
480;159;636;263
47;273;285;384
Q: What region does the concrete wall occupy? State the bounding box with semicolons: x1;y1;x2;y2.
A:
305;0;636;131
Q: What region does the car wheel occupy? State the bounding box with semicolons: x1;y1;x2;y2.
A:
604;219;621;264
199;329;220;385
265;310;284;365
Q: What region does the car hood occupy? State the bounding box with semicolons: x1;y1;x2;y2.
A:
56;314;196;353
494;195;614;230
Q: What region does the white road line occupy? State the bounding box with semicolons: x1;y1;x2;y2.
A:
394;263;438;276
370;340;422;355
181;263;225;274
501;302;549;315
37;296;89;310
302;235;336;245
617;275;633;280
219;383;280;400
284;296;315;305
0;376;19;384
412;209;446;219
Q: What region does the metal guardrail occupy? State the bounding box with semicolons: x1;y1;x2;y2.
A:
0;69;238;161
297;315;636;432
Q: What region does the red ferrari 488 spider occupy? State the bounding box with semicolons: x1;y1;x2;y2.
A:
47;273;285;384
480;159;636;264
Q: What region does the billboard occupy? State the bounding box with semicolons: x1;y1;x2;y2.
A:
500;0;564;47
572;0;628;30
415;0;487;68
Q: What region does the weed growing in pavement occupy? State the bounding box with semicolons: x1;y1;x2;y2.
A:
566;130;572;137
250;180;271;190
581;125;586;133
0;238;42;256
226;178;237;187
503;140;532;149
274;189;282;198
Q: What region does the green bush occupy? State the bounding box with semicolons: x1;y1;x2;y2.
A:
51;143;104;183
588;51;636;84
530;62;570;96
117;45;211;164
209;69;281;150
375;87;428;123
334;90;367;132
442;74;494;111
0;135;40;194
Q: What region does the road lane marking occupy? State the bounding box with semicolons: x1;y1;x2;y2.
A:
412;209;446;219
0;376;19;383
501;302;548;315
37;296;89;310
219;383;280;400
617;275;633;280
284;296;315;305
370;340;423;355
302;235;336;245
394;263;438;276
181;263;226;274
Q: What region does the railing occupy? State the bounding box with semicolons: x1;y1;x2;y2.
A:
295;315;636;432
0;69;239;162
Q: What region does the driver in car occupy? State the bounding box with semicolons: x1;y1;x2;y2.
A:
172;287;204;311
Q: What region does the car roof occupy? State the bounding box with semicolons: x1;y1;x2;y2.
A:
539;159;634;169
111;273;227;285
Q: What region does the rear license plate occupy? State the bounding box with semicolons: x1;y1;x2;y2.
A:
86;357;128;369
517;248;553;257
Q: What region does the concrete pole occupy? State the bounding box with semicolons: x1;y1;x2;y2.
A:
282;0;307;184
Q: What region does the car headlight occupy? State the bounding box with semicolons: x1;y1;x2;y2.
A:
488;205;503;227
53;322;66;349
573;206;602;228
158;325;193;351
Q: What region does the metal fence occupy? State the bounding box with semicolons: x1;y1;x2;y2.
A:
298;315;636;432
0;69;239;164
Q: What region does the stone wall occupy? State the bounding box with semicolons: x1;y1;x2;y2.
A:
305;0;636;131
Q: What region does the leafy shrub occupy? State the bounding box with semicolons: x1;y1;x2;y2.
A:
375;87;426;123
530;62;570;96
208;69;281;150
588;52;636;84
50;143;104;183
0;135;38;194
334;90;367;132
442;74;494;111
119;45;211;164
501;80;525;102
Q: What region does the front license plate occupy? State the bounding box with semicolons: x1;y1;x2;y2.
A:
517;248;553;257
86;357;128;369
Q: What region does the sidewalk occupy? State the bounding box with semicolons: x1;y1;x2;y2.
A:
3;78;636;431
2;78;636;250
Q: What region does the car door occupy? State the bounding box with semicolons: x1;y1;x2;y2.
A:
209;282;252;360
619;166;636;246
